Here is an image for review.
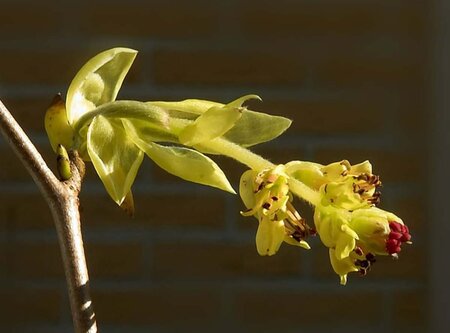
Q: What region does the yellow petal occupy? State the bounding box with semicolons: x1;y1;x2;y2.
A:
335;232;356;260
329;249;358;286
239;170;258;209
283;236;311;250
256;217;285;256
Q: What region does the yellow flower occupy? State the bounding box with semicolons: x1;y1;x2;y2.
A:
314;203;411;285
286;159;381;208
239;165;313;256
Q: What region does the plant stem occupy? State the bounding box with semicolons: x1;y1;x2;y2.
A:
201;138;320;205
0;100;97;333
203;137;274;171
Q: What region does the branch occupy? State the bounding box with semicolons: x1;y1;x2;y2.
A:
0;100;97;333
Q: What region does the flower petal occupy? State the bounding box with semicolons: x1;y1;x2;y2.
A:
329;248;359;285
239;169;258;209
256;217;285;256
335;231;356;260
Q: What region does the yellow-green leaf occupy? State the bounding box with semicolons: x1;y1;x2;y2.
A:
87;116;143;205
127;131;235;193
122;118;178;143
149;99;221;116
178;95;260;146
224;110;291;147
149;96;291;147
66;47;137;125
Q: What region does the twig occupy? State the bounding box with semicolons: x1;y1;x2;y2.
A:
0;100;97;333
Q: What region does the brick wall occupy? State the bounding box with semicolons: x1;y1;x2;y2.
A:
0;0;429;332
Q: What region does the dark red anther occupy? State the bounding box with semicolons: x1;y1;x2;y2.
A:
389;221;402;232
389;231;403;240
366;253;376;262
354;247;363;256
386;221;411;254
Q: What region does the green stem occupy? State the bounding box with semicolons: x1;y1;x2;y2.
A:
202;138;273;171
288;178;321;206
201;138;320;206
168;117;321;206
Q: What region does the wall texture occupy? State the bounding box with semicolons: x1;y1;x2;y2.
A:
0;0;430;332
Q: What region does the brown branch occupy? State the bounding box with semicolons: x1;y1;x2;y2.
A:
0;100;97;333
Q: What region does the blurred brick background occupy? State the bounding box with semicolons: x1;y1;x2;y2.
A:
0;0;432;332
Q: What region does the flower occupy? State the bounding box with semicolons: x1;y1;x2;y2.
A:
306;160;411;285
239;165;314;256
286;159;381;209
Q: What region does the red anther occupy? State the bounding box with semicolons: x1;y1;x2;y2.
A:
386;221;411;254
354;247;363;256
389;231;403;240
386;239;401;254
401;233;411;242
389;221;402;232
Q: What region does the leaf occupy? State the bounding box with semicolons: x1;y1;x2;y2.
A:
122;118;178;143
87;116;143;205
179;95;260;146
66;47;137;125
150;96;291;147
148;99;221;116
224;110;292;147
126;129;235;193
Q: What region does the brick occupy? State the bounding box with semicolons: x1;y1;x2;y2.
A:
153;50;307;85
314;57;423;88
80;192;226;228
396;95;428;133
82;1;220;38
0;48;141;85
0;50;85;85
239;1;426;39
93;288;220;325
392;290;426;332
0;145;31;182
86;243;143;278
314;148;424;183
311;241;425;282
390;197;426;237
0;3;62;38
6;242;63;278
152;243;303;279
4;242;143;279
235;290;382;328
0;193;53;230
256;98;385;135
0;288;61;325
1;97;51;134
